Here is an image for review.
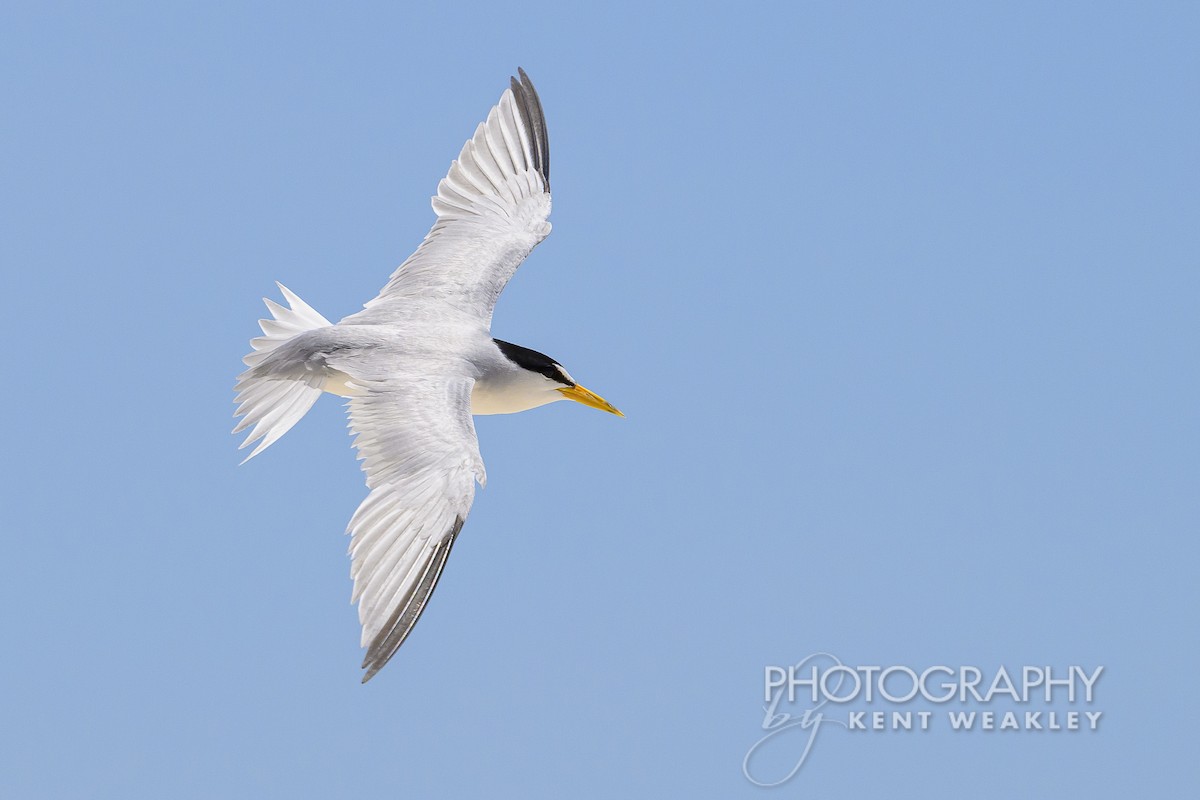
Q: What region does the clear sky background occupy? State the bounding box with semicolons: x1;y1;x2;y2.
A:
2;2;1196;797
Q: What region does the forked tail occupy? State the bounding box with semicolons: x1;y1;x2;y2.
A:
233;283;331;462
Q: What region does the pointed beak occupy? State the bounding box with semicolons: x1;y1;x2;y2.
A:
557;384;624;417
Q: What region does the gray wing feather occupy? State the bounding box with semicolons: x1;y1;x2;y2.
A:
349;69;553;327
342;378;481;683
511;67;549;186
361;517;464;683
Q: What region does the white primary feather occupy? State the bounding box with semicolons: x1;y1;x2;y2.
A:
344;377;484;681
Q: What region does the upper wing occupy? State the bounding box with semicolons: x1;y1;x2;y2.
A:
343;375;485;682
349;69;552;327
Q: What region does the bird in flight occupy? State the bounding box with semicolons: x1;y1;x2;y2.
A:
233;69;622;682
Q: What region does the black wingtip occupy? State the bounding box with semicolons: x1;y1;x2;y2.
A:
358;518;465;684
509;68;550;187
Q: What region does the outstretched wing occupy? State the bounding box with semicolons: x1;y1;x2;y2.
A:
344;375;485;682
348;69;552;328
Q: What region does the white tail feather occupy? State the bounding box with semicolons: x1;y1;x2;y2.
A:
233;283;332;462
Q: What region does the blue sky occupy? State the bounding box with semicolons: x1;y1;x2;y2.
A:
2;1;1196;796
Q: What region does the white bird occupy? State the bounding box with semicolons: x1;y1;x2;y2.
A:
233;69;621;682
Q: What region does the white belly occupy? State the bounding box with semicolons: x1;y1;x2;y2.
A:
321;370;366;397
317;339;563;414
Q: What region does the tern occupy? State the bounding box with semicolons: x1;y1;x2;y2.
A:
233;70;621;682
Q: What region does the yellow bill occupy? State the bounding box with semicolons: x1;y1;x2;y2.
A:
557;384;624;417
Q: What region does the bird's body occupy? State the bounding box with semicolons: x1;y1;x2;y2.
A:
233;70;620;682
